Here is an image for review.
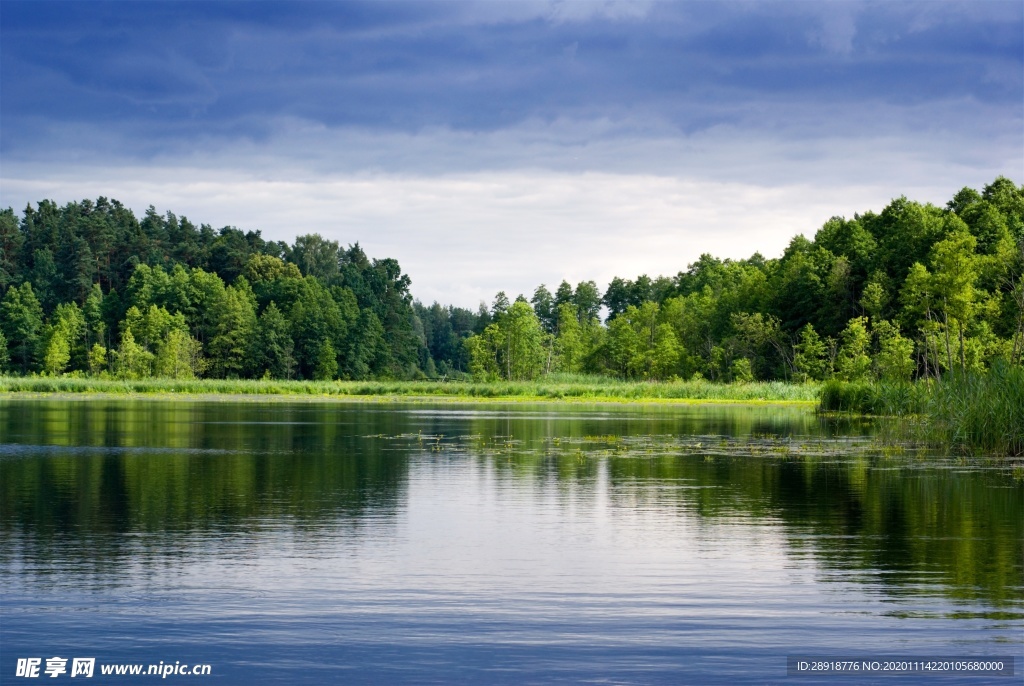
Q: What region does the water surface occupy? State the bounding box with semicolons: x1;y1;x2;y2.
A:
1;399;1021;683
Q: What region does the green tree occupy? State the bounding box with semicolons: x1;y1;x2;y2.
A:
649;322;682;379
123;304;186;353
346;310;389;379
313;339;339;380
243;255;304;312
554;303;585;373
291;233;340;282
606;302;681;379
465;333;498;380
0;209;22;292
209;279;258;377
0;330;8;372
873;320;914;381
1;283;44;373
40;302;85;375
730;358;754;383
83;283;106;349
554;281;574;311
496;301;546;380
30;248;59;313
491;291;510;318
793;324;828;382
573;281;602;322
606;312;641;377
928;225;980;371
836;317;872;381
860;278;889;323
154;329;205;379
289;278;350;380
661;290;719;379
730;311;791;379
87;343;107;376
113;330;154;379
531;284;556;333
253;301;296;379
466;300;546;380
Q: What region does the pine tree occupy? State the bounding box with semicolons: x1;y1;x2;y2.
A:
1;283;44;373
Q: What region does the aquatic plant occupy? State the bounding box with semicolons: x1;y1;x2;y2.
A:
820;363;1024;456
930;362;1024;456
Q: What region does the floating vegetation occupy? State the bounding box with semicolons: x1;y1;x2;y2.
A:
363;430;929;463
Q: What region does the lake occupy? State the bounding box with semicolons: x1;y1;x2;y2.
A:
1;398;1021;684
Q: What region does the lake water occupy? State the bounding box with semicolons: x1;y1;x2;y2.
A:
1;399;1021;684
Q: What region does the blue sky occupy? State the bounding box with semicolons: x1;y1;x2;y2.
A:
2;1;1021;306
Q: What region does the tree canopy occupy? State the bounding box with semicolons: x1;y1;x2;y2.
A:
2;177;1021;382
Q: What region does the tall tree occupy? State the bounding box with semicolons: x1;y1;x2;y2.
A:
208;279;258;377
531;285;556;333
253;302;296;380
1;283;44;373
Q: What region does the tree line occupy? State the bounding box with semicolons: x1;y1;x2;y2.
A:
1;177;1022;382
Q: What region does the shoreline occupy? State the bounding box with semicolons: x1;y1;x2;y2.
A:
0;389;818;408
0;376;822;407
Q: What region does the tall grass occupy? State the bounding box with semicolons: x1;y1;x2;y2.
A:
820;363;1024;456
819;379;931;416
930;363;1024;457
0;374;821;403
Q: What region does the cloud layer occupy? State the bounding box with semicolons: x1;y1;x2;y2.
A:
1;0;1020;306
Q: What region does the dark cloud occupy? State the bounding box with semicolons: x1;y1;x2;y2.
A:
2;0;1019;162
1;2;1019;306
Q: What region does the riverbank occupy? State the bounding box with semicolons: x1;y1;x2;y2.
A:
0;375;820;405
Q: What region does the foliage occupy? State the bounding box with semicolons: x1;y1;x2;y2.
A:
793;324;828;382
1;178;1020;387
1;282;44;373
466;301;547;381
873;320;914;382
835;317;872;381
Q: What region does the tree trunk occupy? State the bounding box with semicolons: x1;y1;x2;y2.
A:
942;305;953;374
958;321;966;373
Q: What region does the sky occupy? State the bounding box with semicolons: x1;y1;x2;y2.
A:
1;1;1021;307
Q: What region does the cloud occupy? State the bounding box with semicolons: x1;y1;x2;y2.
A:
1;1;1020;307
3;1;1019;153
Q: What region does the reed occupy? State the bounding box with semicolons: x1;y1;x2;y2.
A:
820;363;1024;456
0;374;820;403
819;379;931;416
930;362;1024;457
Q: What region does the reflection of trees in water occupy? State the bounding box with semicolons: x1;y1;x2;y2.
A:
378;405;1021;611
2;400;1019;609
0;401;411;566
602;453;1023;610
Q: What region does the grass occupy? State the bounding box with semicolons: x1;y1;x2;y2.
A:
819;378;931;416
929;363;1024;457
0;373;821;404
820;362;1024;456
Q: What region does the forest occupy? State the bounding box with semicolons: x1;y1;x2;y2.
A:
0;177;1021;385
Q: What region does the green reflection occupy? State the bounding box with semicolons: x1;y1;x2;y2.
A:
1;399;1020;612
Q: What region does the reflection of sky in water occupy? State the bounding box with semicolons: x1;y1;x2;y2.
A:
1;400;1020;684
